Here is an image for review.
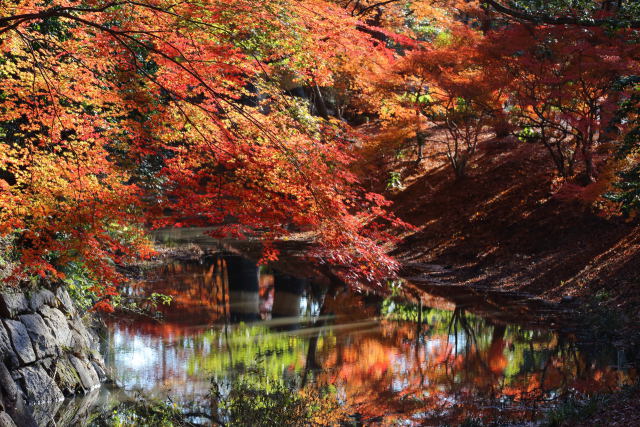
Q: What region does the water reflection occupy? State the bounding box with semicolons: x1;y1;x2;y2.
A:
95;256;635;425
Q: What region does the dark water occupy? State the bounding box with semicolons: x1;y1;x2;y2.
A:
63;256;636;426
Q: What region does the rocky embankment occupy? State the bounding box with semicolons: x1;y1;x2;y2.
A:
0;285;106;427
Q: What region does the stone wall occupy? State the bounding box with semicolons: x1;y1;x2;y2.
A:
0;285;106;427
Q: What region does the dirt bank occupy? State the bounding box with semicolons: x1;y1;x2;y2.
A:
384;141;639;310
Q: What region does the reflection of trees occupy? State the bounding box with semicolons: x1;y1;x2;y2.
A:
211;375;347;426
112;263;635;426
187;322;348;426
119;258;229;329
112;256;279;337
189;325;307;384
309;300;635;425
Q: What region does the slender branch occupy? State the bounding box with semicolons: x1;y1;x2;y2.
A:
354;0;401;17
484;0;640;28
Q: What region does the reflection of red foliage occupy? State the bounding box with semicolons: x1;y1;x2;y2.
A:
110;260;278;339
259;274;274;314
108;318;211;340
112;261;228;338
110;267;637;425
314;316;636;425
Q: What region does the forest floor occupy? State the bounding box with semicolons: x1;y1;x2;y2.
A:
573;385;640;427
378;136;640;425
383;137;640;309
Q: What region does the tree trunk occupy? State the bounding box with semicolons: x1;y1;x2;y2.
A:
583;143;596;183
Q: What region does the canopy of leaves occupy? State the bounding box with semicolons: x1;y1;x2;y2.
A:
3;0;640;307
0;0;405;300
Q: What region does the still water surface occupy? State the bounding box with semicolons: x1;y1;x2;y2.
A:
78;256;637;425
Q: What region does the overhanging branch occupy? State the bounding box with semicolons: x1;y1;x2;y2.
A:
483;0;640;28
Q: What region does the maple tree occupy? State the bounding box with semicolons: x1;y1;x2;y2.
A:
362;0;640;197
480;24;637;182
391;26;500;178
356;18;501;181
605;77;640;216
0;0;407;308
2;0;640;311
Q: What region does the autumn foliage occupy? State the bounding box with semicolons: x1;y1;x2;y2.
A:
481;24;637;181
2;0;640;308
0;0;403;301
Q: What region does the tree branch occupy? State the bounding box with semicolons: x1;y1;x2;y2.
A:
484;0;640;28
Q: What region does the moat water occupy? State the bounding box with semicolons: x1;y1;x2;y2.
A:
53;255;636;426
